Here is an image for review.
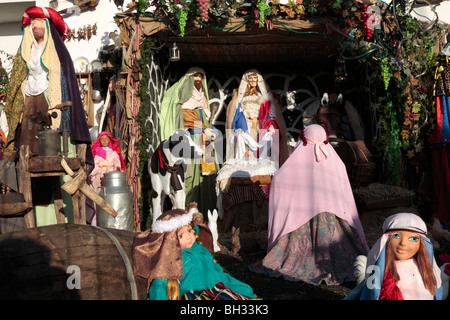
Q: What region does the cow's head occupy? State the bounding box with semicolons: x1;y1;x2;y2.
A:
168;129;204;161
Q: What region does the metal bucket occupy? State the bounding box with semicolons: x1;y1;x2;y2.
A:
37;129;61;157
98;171;134;231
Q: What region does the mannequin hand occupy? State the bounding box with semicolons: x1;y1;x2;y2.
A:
203;108;211;120
244;151;254;159
204;128;216;141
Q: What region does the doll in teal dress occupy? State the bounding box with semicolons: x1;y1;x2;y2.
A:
132;206;256;300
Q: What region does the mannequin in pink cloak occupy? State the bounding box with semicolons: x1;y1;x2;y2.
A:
249;124;369;285
89;131;125;193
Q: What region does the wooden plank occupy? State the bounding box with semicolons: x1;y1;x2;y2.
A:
18;145;35;228
75;143;87;225
52;178;66;224
0;202;32;216
72;191;80;224
29;156;81;174
79;192;87;225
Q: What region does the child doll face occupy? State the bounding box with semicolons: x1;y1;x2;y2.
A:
388;230;421;260
177;225;196;249
99;135;110;147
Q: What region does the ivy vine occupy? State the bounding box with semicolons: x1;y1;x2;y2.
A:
136;37;163;230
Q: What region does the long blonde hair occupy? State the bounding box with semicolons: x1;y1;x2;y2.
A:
244;73;261;97
384;237;437;296
167;279;180;300
166;224;200;300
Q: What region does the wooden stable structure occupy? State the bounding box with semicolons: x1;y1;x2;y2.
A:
115;14;342;66
18;144;86;228
0;144;87;230
1;142;118;231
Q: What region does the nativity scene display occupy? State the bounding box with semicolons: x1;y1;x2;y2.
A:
0;0;449;302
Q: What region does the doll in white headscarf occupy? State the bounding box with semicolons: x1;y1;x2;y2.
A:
346;212;448;300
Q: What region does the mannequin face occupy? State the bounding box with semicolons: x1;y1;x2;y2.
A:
31;18;46;44
193;72;203;91
99;134;110;147
388;230;421;260
247;74;258;88
177;225;196;249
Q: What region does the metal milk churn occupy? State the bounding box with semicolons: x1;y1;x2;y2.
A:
37;128;61;157
97;171;134;230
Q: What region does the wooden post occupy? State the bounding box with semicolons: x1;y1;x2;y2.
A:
53;178;66;224
18;145;35;228
76;143;87;225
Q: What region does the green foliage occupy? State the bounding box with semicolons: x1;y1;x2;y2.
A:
369;11;444;186
0;50;14;96
136;37;161;230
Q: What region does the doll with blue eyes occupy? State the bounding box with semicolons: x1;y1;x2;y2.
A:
346;213;448;300
132;206;257;300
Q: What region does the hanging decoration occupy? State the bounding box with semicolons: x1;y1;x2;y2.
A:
256;0;270;27
178;10;188;37
66;23;97;42
198;0;210;22
361;4;374;40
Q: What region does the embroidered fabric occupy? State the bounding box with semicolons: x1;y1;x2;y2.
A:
241;95;263;120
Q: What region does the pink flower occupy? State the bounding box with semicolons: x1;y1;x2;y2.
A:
417;85;427;94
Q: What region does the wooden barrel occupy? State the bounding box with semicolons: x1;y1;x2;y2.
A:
0;224;148;300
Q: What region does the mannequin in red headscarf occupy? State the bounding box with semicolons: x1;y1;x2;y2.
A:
89;131;125;193
4;6;92;164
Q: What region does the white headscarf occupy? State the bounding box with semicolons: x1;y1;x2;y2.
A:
236;69;269;103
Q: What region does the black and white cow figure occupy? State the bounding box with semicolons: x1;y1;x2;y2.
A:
148;129;204;223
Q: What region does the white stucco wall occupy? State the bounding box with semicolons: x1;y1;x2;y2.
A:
0;0;134;70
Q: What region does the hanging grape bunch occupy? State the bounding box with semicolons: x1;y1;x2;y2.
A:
197;0;210;22
178;10;188;37
361;4;374;40
256;0;270;27
381;56;390;90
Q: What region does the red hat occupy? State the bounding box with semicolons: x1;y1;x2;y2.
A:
22;6;70;40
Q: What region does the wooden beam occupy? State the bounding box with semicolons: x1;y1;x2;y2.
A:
18;145;35;229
